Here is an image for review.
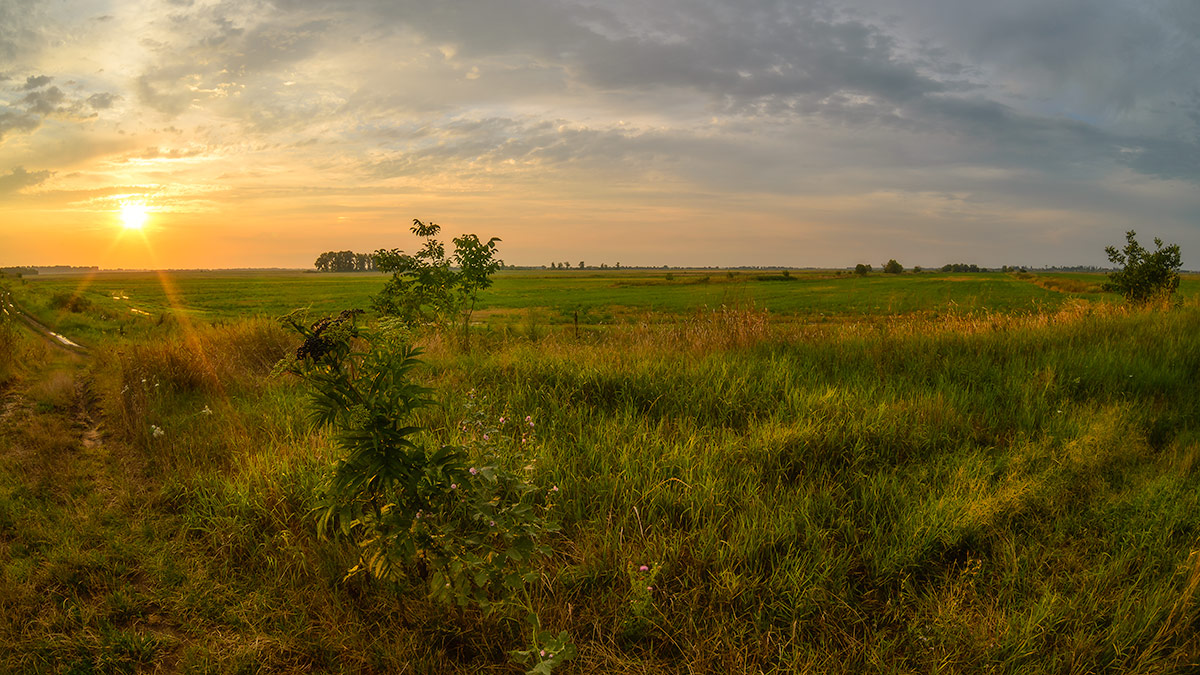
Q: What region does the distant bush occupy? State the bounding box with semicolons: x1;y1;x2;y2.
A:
883;259;903;274
1103;230;1181;303
48;292;91;313
854;263;872;276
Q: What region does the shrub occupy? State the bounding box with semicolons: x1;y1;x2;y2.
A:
49;292;92;313
1103;230;1182;303
883;259;903;274
280;310;572;672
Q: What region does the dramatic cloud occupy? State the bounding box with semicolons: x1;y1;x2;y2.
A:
1;0;1198;268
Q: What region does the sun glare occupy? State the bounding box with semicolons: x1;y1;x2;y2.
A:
120;202;149;230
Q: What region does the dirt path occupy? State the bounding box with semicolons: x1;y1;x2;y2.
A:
0;334;188;671
1;290;89;354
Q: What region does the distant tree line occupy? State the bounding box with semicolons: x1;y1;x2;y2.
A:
941;263;982;273
314;251;377;272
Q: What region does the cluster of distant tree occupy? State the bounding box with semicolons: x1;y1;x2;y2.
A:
1036;265;1109;272
548;261;623;269
940;263;982;273
314;251;377;272
1;265;101;276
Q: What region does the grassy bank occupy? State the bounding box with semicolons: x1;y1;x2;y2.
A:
1;276;1198;672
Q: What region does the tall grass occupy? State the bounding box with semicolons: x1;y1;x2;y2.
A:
414;300;1200;671
6;294;1198;672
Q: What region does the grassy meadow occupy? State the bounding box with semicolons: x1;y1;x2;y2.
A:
1;268;1199;673
14;268;1192;342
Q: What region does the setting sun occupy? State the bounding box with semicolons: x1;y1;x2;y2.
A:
120;202;149;231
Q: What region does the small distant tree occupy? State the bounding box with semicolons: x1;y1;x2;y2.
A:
1104;230;1182;303
854;263;871;276
578;261;584;269
453;233;502;345
883;259;903;274
372;219;501;347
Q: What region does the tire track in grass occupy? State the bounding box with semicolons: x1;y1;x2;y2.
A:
1;290;89;355
0;334;186;670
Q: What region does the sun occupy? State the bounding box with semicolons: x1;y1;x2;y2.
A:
120;202;149;230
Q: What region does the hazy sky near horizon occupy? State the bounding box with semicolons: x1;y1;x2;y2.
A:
2;0;1198;269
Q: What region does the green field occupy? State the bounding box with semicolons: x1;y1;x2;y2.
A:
1;269;1198;673
13;268;1199;344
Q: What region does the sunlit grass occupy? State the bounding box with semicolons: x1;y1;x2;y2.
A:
2;273;1198;671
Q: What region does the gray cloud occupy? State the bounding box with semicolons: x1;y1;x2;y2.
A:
0;105;41;141
247;0;1193;186
19;74;52;90
135;4;333;117
0;166;53;196
86;92;118;109
20;85;66;114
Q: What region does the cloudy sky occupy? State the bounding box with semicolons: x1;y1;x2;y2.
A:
1;0;1198;269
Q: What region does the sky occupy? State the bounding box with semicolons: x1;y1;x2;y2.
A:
1;0;1198;270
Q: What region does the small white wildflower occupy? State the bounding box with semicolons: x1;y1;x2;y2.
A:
201;405;212;415
151;424;164;438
